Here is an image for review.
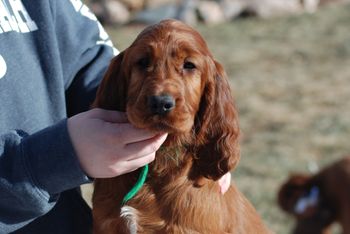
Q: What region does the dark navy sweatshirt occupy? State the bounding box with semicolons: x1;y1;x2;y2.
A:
0;1;117;233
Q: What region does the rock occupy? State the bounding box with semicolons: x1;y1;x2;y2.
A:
119;0;145;11
176;0;199;26
87;0;350;26
197;0;226;24
301;0;319;13
132;4;178;24
91;0;130;25
319;0;350;7
250;0;302;18
144;0;179;9
220;0;247;20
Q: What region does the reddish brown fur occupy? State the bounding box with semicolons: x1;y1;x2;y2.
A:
92;19;270;234
278;156;350;234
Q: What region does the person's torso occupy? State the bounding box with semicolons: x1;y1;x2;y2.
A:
0;1;67;134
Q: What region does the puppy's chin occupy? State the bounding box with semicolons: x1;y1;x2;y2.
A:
129;116;192;134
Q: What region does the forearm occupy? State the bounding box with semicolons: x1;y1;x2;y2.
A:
0;120;90;232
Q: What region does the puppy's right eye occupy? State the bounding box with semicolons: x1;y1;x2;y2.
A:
183;61;196;70
137;57;150;69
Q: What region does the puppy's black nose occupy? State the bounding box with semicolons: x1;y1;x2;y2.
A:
148;95;175;115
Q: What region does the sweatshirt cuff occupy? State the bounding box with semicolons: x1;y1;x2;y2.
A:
22;119;91;195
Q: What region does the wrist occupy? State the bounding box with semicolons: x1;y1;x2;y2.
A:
21;119;92;195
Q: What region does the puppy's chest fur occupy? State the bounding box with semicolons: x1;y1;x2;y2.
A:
120;148;228;233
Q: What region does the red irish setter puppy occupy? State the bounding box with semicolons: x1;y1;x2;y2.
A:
278;156;350;234
92;19;270;234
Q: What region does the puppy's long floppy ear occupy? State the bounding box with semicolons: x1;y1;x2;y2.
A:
92;51;127;111
192;60;240;181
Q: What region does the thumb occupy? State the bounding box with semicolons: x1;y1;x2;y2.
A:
89;108;129;123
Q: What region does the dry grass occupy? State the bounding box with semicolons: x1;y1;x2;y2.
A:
83;4;350;233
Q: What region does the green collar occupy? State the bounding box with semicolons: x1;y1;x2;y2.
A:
121;164;149;205
121;145;186;205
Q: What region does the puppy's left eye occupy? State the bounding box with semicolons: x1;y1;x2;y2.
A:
183;62;196;70
137;57;150;69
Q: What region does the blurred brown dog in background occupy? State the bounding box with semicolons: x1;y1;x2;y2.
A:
278;156;350;234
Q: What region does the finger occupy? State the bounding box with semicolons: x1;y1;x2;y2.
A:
116;124;163;144
124;133;168;160
90;108;129;123
125;152;156;170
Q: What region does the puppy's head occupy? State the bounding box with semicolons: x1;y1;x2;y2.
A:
125;20;211;136
94;19;240;179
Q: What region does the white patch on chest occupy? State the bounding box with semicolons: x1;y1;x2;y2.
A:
121;205;138;234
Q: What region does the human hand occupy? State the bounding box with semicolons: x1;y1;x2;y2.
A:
218;172;231;194
67;108;167;178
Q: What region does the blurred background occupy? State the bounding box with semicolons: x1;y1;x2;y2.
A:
82;0;350;233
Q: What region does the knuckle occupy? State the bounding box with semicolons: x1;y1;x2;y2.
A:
150;143;159;153
146;153;156;163
90;108;101;116
110;124;125;140
105;125;124;144
108;166;122;177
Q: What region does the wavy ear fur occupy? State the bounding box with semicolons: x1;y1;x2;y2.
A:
191;60;240;181
92;52;127;111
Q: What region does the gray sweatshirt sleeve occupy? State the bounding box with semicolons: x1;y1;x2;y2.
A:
0;120;89;232
0;0;116;232
54;0;118;116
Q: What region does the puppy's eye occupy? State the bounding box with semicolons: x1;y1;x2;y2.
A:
183;62;196;70
137;57;150;69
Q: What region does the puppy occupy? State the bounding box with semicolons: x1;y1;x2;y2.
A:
92;19;270;234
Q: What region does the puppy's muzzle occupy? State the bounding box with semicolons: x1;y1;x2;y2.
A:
147;94;175;115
